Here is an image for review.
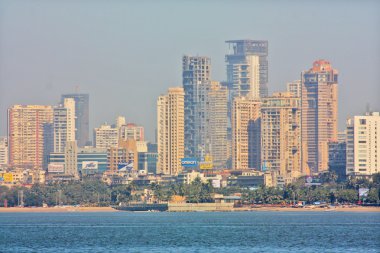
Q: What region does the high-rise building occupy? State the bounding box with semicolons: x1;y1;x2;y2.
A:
226;40;268;99
328;141;346;181
232;97;261;170
301;60;338;173
8;105;53;169
157;87;185;175
64;141;78;178
119;123;144;141
207;81;228;168
346;112;380;176
53;98;76;153
286;80;301;97
61;94;89;147
261;92;302;184
182;55;211;158
93;124;118;149
42;123;54;170
0;137;8;167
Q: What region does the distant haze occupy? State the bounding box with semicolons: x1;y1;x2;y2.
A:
0;0;379;142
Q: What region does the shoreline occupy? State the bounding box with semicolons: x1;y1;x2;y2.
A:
0;206;379;213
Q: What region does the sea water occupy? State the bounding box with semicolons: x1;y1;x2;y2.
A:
0;212;379;252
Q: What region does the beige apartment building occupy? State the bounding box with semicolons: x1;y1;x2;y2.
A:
53;98;76;153
207;81;228;168
261;92;302;184
94;124;118;149
232;97;261;170
301;60;338;173
157;87;185;175
346;112;380;176
0;137;8;167
286;80;301;98
8;105;53;169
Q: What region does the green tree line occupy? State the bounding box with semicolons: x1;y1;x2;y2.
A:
0;173;379;207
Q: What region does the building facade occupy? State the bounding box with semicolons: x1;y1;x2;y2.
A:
8;105;53;169
207;81;229;168
328;141;346;181
94;124;118;149
64;141;78;178
0;137;8;167
119;123;144;141
261;92;302;184
226;40;268;99
182;55;211;158
48;147;108;175
61;94;89;147
232;97;261;170
157;87;185;175
53;98;76;153
107;147;127;172
346;112;380;176
286;80;301;97
301;60;338;173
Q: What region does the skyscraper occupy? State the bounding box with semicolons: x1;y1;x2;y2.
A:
346;112;379;176
182;55;211;158
226;40;268;99
232;97;261;170
207;81;229;168
261;92;302;184
61;94;89;147
157;87;185;175
301;60;338;173
8;105;53;169
53;98;76;153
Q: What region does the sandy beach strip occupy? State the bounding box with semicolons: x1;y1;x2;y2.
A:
236;206;380;213
0;206;118;213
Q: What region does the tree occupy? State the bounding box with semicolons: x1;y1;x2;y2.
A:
367;188;379;203
336;189;358;203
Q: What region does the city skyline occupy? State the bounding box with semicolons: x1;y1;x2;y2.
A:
0;1;379;142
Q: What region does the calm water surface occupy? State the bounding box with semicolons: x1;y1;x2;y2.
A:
0;212;379;252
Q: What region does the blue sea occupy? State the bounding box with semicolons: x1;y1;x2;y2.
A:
0;211;379;252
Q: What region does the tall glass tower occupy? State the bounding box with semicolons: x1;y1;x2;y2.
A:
61;93;89;147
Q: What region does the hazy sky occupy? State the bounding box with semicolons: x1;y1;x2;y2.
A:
0;0;379;142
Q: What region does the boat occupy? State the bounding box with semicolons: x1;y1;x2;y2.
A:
114;203;168;212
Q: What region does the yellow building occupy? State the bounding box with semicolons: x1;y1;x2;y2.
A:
157;87;185;175
232;97;261;170
261;92;302;184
